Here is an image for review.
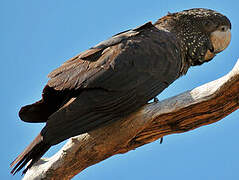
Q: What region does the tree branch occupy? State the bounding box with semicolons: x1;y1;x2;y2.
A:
23;59;239;180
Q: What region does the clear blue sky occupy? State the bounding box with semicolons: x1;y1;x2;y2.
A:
1;0;239;179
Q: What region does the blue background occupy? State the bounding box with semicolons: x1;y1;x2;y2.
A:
1;0;239;179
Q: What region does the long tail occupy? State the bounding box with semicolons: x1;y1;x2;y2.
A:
10;133;51;175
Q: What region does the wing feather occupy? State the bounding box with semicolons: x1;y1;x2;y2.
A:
41;24;183;144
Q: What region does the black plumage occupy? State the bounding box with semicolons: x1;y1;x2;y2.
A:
11;8;231;175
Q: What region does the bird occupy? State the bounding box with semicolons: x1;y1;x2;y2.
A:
10;8;231;175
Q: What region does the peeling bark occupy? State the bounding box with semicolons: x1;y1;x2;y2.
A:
23;59;239;180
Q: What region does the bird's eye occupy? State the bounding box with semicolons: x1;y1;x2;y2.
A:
220;26;227;32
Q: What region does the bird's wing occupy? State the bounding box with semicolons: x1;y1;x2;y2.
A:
41;23;182;145
18;22;153;123
47;22;154;91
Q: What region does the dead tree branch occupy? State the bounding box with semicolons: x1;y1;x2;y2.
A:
23;59;239;180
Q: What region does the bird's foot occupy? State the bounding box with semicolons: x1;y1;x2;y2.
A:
154;97;159;103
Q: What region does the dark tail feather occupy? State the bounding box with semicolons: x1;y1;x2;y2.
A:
10;134;51;175
19;85;72;123
19;100;52;123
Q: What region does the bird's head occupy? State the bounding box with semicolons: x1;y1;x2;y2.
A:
155;8;231;69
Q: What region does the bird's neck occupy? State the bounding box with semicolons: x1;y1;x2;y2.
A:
154;15;213;75
154;17;191;76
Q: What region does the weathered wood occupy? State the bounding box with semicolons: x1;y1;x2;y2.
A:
23;59;239;180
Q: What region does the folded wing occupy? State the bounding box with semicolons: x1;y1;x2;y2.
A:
40;22;182;145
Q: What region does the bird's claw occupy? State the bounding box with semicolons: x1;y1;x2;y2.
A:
154;97;159;103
